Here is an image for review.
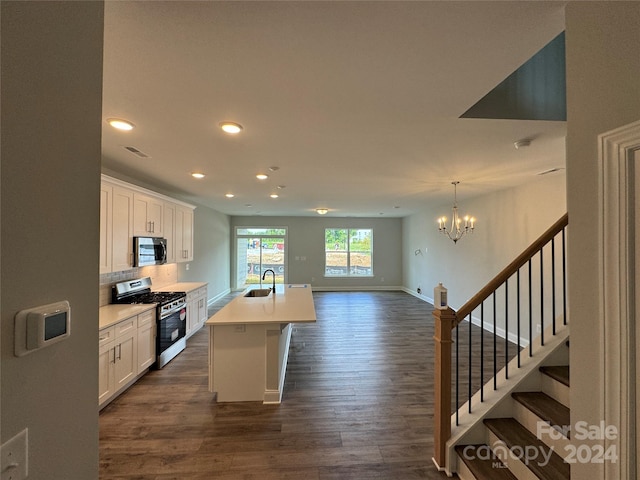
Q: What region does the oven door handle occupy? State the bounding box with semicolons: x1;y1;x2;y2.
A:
161;303;186;319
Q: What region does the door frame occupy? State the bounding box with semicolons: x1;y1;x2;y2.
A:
598;118;640;480
234;227;288;289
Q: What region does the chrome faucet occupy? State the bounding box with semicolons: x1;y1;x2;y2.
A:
262;269;276;294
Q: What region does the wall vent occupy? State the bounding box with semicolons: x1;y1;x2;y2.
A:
123;146;150;158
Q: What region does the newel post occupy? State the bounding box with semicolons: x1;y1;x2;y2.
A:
433;306;456;470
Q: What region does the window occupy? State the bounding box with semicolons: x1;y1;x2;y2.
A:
325;228;372;277
236;227;287;288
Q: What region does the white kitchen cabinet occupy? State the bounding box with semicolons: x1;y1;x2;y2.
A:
163;201;176;264
197;287;208;326
99;183;113;274
98;315;139;408
175;205;194;262
185;285;207;338
112;186;135;271
98;326;116;405
133;192;164;237
101;175;195;272
136;309;156;374
113;317;137;391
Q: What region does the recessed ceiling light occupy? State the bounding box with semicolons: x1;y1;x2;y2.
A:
256;174;268;180
107;118;135;131
277;185;286;189
219;122;243;134
270;194;279;199
225;193;235;198
316;208;328;215
268;166;280;172
191;172;205;179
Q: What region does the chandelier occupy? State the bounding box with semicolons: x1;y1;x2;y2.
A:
437;181;476;244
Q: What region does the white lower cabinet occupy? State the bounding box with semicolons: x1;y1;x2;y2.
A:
136;309;156;374
99;308;156;408
98;327;116;406
186;285;207;338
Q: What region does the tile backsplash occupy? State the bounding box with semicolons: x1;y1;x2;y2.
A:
99;264;178;307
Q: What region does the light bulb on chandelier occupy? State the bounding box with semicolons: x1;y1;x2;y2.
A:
437;181;476;244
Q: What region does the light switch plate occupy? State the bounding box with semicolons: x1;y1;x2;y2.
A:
1;428;28;480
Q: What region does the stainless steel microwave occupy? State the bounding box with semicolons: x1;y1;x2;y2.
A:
133;237;167;267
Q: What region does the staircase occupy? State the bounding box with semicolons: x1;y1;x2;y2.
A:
455;347;570;480
432;214;570;479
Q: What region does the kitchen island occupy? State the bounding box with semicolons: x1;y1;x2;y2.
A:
205;284;316;403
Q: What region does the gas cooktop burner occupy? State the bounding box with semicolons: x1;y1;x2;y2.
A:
130;291;184;305
111;277;185;307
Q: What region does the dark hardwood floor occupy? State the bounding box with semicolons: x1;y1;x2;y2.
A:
100;291;516;479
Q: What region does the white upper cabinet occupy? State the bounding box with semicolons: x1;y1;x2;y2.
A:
99;183;113;274
163;201;177;264
133;193;164;237
100;175;195;272
112;186;135;272
175;205;194;262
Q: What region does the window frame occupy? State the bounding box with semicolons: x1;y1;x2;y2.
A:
324;227;373;278
235;226;288;288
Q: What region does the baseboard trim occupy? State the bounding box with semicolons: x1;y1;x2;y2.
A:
311;285;404;292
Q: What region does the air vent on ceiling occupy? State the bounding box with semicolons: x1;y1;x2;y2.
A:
123;146;150;158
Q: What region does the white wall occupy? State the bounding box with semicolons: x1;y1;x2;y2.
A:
1;2;104;478
565;3;640;478
230;216;403;289
402;173;566;335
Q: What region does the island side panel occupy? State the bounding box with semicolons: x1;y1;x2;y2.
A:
263;323;293;404
212;323;267;402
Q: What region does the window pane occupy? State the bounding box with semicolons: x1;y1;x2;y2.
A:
350;252;372;276
245;238;262;285
326;252;348;276
325;228;347;250
350;229;371;251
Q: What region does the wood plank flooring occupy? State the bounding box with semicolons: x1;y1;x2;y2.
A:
99;291;517;479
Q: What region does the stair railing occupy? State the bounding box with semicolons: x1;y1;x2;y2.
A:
433;213;568;469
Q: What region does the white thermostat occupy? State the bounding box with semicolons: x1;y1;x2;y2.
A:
15;300;71;357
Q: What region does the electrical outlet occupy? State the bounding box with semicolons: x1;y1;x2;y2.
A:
1;428;28;480
536;324;542;333
185;264;190;271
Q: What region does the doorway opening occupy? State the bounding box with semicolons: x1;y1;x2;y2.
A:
235;227;287;289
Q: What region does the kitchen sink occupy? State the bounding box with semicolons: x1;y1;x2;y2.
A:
244;288;272;298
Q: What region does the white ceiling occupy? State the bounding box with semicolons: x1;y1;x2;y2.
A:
101;1;567;217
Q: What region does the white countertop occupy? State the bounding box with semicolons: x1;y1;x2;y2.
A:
206;284;316;326
99;304;156;330
154;281;207;293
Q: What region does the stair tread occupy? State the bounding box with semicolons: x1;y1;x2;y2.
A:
484;418;570;480
540;365;570;387
512;391;570;437
455;445;517;480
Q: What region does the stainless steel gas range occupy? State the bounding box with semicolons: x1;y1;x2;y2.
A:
112;277;187;368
